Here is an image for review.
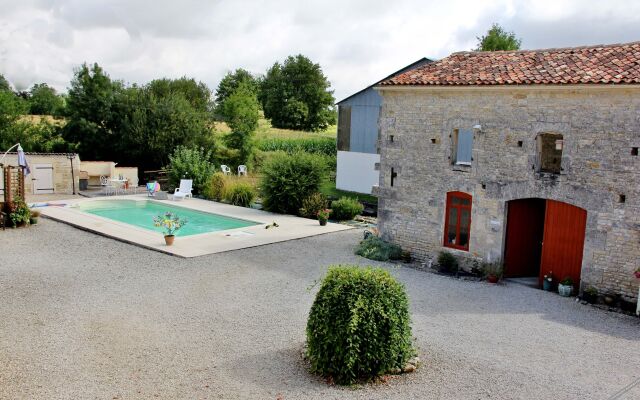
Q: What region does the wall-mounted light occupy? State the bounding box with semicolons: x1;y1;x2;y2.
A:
472;124;482;132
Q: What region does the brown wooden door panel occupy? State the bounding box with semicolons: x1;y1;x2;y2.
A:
504;199;546;277
539;200;587;287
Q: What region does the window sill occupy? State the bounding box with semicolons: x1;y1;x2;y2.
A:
443;243;469;252
534;171;562;180
452;163;472;172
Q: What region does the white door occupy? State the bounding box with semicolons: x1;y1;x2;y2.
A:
33;164;54;194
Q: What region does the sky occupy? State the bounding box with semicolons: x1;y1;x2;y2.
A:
1;0;640;101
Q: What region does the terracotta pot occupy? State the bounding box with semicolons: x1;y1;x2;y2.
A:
319;219;327;226
487;275;499;284
164;235;175;246
603;295;615;306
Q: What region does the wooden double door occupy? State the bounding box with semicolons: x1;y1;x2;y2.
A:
503;198;587;287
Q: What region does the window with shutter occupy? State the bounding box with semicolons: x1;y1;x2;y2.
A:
454;129;473;165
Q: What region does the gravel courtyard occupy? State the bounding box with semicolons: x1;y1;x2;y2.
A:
1;219;639;399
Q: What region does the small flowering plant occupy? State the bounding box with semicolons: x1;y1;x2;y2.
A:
544;271;553;282
634;267;640;279
153;212;188;236
317;208;331;222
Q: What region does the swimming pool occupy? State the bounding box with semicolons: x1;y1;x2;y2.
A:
78;200;260;236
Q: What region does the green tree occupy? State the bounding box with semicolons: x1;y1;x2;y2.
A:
475;23;522;51
0;90;27;149
63;63;122;160
0;91;26;132
147;77;212;115
0;74;11;92
61;63;215;172
0;89;71;153
28;83;65;116
110;87;214;171
259;55;336;131
214;68;259;117
222;82;260;165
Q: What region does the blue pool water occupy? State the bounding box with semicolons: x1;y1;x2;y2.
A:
78;200;259;236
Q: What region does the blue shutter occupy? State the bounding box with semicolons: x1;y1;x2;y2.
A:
456;129;473;164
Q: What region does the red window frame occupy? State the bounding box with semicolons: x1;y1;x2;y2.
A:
443;191;472;251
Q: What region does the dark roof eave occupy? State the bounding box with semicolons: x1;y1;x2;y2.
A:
336;57;434;105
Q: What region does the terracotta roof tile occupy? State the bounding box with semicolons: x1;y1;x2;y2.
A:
382;42;640;86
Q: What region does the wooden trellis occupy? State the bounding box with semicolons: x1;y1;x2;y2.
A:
1;164;25;206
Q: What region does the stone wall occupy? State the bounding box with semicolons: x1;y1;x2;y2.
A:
375;85;640;299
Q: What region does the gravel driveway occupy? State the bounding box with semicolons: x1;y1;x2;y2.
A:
1;219;639;399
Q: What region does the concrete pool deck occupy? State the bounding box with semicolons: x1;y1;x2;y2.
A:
36;194;353;257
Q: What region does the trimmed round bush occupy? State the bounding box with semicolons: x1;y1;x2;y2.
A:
204;172;227;201
260;151;326;214
306;265;414;385
330;196;364;220
298;192;329;219
224;181;256;207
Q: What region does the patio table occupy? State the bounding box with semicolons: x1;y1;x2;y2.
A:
109;178;128;194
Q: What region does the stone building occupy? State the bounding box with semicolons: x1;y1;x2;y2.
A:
374;42;640;299
1;152;81;195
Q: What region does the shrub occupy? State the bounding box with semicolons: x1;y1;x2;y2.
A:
224;181;256;207
482;261;503;279
260;152;326;214
204;172;227;201
299;192;328;219
306;265;414;385
167;146;214;194
437;251;458;273
584;286;598;296
355;236;402;262
330;197;363;221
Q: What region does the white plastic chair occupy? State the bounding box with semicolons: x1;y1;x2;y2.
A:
173;179;193;200
221;165;231;175
100;175;113;196
237;165;247;176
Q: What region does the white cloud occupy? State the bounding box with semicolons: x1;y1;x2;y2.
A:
0;0;639;98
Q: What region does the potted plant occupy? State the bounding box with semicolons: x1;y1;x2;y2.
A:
542;271;553;291
482;261;503;284
153;212;187;246
8;198;31;228
558;276;574;297
29;209;41;225
582;286;598;304
317;209;331;226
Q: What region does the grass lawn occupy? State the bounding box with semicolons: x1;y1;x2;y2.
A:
320;179;377;204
